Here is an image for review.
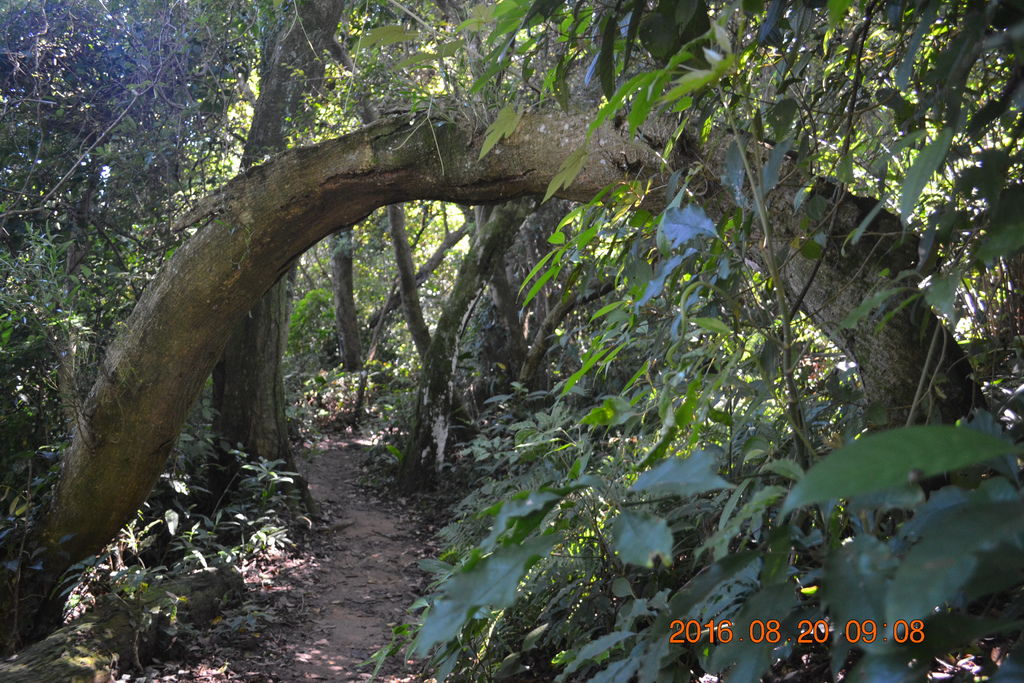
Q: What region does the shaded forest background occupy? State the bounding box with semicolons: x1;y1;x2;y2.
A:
2;0;1024;680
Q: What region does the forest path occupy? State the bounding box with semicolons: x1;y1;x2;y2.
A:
264;433;431;681
160;434;436;681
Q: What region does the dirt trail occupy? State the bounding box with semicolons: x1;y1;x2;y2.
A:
277;433;429;681
158;434;434;681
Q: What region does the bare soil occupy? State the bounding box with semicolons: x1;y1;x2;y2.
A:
146;434;435;682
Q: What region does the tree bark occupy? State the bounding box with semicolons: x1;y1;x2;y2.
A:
399;201;531;488
387;204;433;360
488;256;528;379
330;229;362;371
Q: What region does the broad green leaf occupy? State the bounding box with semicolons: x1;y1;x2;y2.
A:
820;535;895;642
356;25;420;52
692;317;731;335
543;147;588;202
766;98;798;140
479;106;523;159
564;631;634;675
414;534;557;654
662;69;716;101
761;137;793;193
706;583;797;677
611;511;674;567
759;458;803;481
828;0;852;24
590;655;640;683
547;231;566;245
483;490;562;548
885;500;1024;624
413;597;467;655
924;270;959;321
781;426;1017;515
582;396;635;426
900;127;953;223
977;185;1024;263
632;450;733;497
636;254;684;307
660;204;716;248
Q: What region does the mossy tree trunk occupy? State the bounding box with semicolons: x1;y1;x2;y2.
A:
398;201;531;488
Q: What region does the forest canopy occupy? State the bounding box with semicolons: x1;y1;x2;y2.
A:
2;0;1024;680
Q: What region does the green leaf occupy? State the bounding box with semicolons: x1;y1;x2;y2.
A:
356;25;420;52
766;98;798;140
543;147;588;202
611;511;674;567
582;396;635;426
479;106;523;160
827;0;852;24
707;583;797;677
692;317;731;335
820;535;895;642
561;342;610;395
414;535;557;654
597;13;617;98
781;426;1017;515
977;185;1024;263
564;631;634;675
632;450;733;497
924;270;959;322
886;500;1024;623
900;127;953;224
483;490;562;548
547;231;566;245
759;458;803;481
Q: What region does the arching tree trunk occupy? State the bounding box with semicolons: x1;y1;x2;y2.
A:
1;109;980;649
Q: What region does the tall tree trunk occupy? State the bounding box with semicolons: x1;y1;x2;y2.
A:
331;229;362;371
212;276;290;464
399;201;531;489
211;0;346;484
387;204;433;360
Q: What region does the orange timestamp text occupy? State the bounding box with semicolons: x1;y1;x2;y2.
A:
669;619;925;645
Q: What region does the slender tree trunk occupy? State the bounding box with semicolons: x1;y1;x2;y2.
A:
366;225;469;330
399;201;531;488
387;204;433;360
518;282;614;387
331;229;362;371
